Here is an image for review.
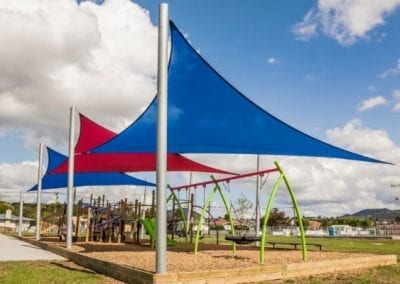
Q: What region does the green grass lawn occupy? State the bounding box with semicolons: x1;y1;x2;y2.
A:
282;264;400;284
255;236;400;283
265;235;400;259
0;261;115;284
198;234;400;283
181;233;400;258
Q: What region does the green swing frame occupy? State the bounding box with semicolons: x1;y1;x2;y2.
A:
166;188;189;245
260;161;307;263
170;161;307;264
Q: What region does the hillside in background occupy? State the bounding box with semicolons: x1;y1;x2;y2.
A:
344;208;400;220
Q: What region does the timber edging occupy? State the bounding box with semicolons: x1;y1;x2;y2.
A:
21;238;153;284
21;238;397;284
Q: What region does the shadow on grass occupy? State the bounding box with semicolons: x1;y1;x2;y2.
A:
51;261;98;275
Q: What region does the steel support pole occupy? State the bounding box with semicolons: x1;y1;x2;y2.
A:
186;172;192;236
255;155;261;241
156;3;169;274
66;106;76;249
18;191;24;237
35;142;44;241
140;188;147;240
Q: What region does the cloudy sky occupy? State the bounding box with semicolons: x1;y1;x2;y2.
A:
0;0;399;218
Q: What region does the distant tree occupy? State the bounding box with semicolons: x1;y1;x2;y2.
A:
232;193;253;229
328;217;372;228
43;203;63;218
316;216;329;227
261;208;288;227
223;213;230;221
16;203;38;222
0;201;15;213
359;218;372;228
10;203;63;223
298;217;309;227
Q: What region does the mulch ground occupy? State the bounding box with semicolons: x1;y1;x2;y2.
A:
44;239;373;274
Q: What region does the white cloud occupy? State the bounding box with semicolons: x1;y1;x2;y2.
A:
292;9;319;41
367;85;376;92
0;161;37;202
357;96;387;111
267;57;278;65
379;59;400;78
293;0;400;45
393;102;400;112
0;161;37;190
390;88;400;111
0;0;160;202
183;119;399;217
0;156;154;204
326;119;396;159
0;0;157;152
393;88;400;99
2;119;399;217
1;1;399;219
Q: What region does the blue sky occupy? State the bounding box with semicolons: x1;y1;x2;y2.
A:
134;0;400;144
2;0;399;161
0;0;399;216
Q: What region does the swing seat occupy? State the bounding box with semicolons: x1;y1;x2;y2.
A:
225;235;260;244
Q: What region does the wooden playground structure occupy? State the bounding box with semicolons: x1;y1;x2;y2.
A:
43;162;308;265
45;188;197;246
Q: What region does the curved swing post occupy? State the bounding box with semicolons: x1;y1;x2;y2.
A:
194;184;218;254
211;177;236;254
260;161;307;263
167;186;189;244
260;174;284;264
274;161;307;261
194;176;236;255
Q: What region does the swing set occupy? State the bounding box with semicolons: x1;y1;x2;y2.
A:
169;161;307;264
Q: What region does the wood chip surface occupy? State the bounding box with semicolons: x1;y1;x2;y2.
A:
58;242;372;273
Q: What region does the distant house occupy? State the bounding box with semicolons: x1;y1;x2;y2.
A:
213;217;241;231
330;224;353;235
0;209;33;233
308;220;321;230
376;223;400;236
167;208;201;222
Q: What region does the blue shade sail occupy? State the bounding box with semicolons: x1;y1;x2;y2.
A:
28;172;154;191
93;21;386;164
45;147;66;174
28;147;155;191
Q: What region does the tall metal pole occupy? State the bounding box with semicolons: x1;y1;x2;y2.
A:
255;155;261;241
66;106;76;249
186;172;192;236
156;3;169;274
35;142;44;241
140;187;147;239
18;191;24;237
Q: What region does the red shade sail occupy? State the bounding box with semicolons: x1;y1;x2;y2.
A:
75;114;115;154
51;114;233;175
